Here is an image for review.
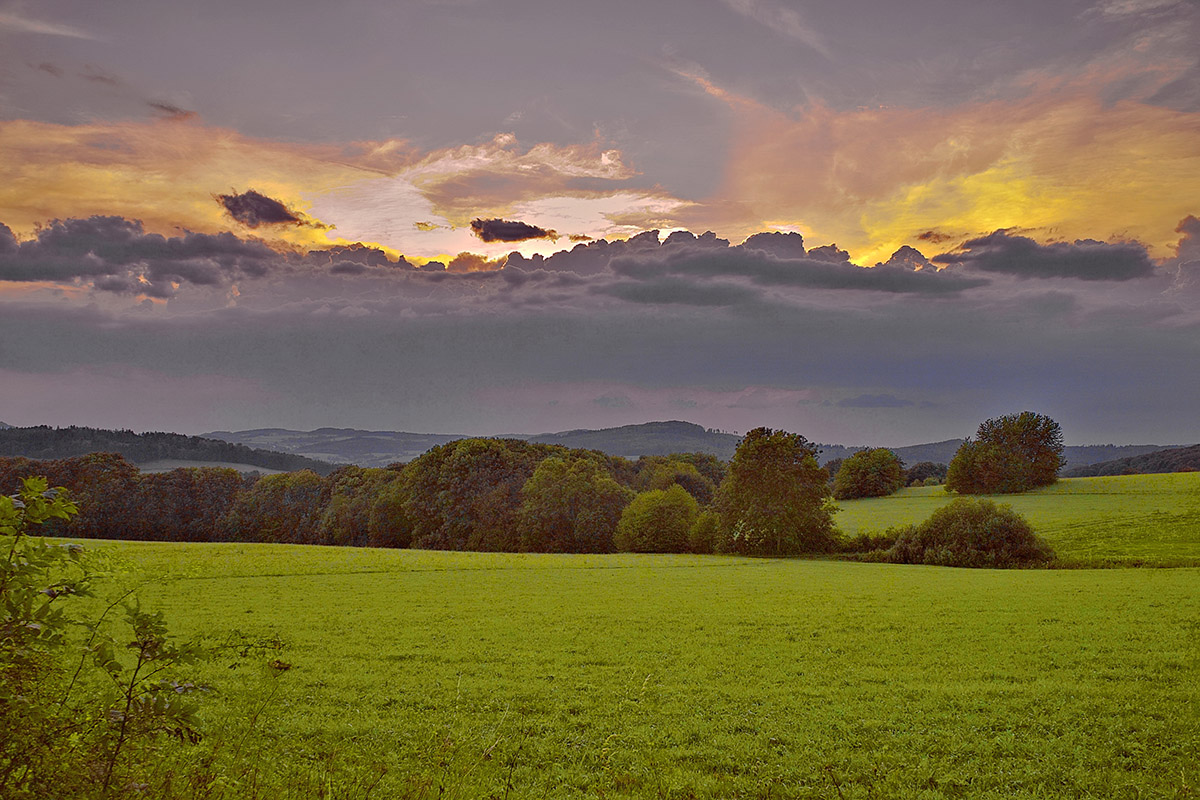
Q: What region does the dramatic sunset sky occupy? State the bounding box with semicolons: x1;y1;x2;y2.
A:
1;0;1198;445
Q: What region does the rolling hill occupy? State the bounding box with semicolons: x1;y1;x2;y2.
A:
1063;443;1200;477
202;421;1185;469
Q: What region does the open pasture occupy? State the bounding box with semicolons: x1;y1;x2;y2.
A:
836;472;1200;565
95;540;1200;799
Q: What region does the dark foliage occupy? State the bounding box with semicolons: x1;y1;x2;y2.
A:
832;448;905;500
133;467;247;542
840;528;904;554
221;470;326;544
904;461;947;486
888;498;1054;568
823;457;844;485
634;456;718;505
946;412;1064;494
403;438;565;551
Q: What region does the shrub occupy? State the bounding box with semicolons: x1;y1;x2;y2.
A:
1;477;207;798
841;527;904;554
614;485;699;553
888;498;1054;568
832;448;904;500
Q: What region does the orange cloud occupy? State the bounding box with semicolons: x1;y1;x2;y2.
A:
684;71;1200;263
0;118;378;250
0;119;667;262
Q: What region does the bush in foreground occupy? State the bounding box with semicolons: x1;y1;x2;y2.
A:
888;497;1054;568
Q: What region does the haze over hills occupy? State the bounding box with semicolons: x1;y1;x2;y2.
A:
202;421;1185;470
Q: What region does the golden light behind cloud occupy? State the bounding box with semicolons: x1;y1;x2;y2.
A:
0;119;375;249
690;75;1200;262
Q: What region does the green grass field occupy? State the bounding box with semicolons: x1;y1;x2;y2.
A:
835;472;1200;565
90;518;1200;798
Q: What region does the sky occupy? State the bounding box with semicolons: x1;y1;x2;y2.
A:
1;0;1198;446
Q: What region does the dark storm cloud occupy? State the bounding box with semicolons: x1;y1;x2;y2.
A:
307;244;405;269
932;231;1157;281
877;246;932;271
595;277;762;307
506;228;987;298
608;245;987;295
838;394;914;408
917;230;953;244
216;190;326;229
470;218;558;243
0;216;278;296
741;231;808;259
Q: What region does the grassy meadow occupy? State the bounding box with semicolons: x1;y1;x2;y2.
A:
836;472;1200;565
86;474;1200;799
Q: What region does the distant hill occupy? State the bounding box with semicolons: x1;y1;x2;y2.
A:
0;421;12;429
1063;444;1200;477
203;427;467;467
526;421;741;459
201;422;1187;469
0;426;338;475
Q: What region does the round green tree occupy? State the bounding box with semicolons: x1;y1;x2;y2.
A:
614;485;699;553
832;448;905;500
714;427;837;555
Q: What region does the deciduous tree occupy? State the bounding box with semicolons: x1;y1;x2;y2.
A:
946;412;1064;494
832;448;904;500
714;427;836;555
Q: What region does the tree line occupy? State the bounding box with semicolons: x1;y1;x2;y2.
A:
0;412;1068;560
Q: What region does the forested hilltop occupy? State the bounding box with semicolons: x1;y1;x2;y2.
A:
0;425;336;475
1063;444;1200;477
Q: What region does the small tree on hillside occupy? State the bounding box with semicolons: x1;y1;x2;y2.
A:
832;448;905;500
714;427;836;555
946;412;1065;494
